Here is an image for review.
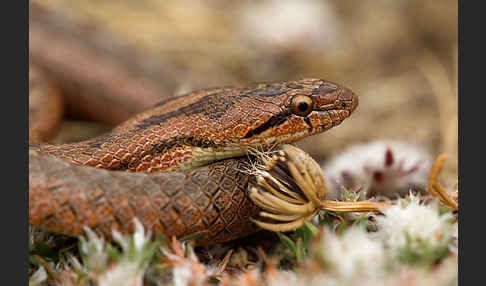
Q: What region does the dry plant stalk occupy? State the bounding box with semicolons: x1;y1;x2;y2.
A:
249;145;458;232
427;153;458;210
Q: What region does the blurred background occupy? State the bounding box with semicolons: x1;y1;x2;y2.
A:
30;0;458;184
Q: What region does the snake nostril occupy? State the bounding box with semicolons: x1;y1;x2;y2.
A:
337;88;358;114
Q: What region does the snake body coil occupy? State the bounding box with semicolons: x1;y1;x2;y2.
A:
29;73;358;245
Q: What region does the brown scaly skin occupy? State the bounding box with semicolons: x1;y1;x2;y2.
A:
33;79;358;172
29;150;259;246
30;74;358;245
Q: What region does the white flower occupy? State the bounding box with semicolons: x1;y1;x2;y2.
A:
449;222;458;255
322;140;431;199
160;241;217;286
233;268;262;286
112;218;151;254
375;194;454;253
79;226;108;273
97;261;144;286
132;218;151;252
267;270;298;286
171;258;214;286
29;266;47;286
318;226;386;279
77;218;155;286
172;261;195;286
387;255;458;286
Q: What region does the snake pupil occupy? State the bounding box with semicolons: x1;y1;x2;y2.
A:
298;102;308;112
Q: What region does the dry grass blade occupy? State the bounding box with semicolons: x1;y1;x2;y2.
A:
427;153;459;210
215;249;234;275
320;200;388;212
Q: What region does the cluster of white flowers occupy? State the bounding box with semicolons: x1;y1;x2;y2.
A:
29;265;48;286
290;256;457;286
267;270;298;286
77;227;109;274
65;219;155;286
322;140;432;199
161;244;218;286
318;226;387;280
97;219;154;286
29;196;457;286
301;193;457;283
375;193;454;254
97;261;145;286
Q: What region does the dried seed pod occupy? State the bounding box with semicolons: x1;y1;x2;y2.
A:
249;145;388;232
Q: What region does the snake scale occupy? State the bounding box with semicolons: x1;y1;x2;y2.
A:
29;68;358;245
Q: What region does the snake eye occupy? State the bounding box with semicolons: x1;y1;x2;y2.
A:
290;95;314;117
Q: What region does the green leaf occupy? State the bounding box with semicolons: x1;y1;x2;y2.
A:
397;233;450;266
278;233;297;255
295;238;304;264
106;244;121;261
304;221;318;235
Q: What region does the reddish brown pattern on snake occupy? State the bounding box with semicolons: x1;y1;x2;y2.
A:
30;70;358;245
34;79;357;173
30;150;261;245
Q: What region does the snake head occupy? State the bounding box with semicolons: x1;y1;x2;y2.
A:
239;78;358;146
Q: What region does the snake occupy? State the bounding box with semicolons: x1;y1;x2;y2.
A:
29;68;358;245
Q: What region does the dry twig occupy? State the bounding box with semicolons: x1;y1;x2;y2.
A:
427;153;458;210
